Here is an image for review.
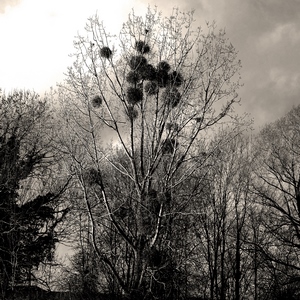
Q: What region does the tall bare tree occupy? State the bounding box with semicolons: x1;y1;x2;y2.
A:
58;7;242;299
252;105;300;298
186;129;255;300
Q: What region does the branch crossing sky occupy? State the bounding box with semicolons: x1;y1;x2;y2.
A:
1;0;299;128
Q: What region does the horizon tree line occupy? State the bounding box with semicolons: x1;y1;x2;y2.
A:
1;6;300;300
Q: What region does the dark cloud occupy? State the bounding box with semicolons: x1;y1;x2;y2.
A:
140;0;300;128
252;0;300;25
223;0;300;128
186;0;300;128
2;0;298;129
0;0;22;13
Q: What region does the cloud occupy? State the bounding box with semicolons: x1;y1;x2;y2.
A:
0;0;22;14
240;64;300;129
257;22;300;52
253;0;300;25
213;0;300;128
0;0;299;130
0;0;134;91
268;68;300;96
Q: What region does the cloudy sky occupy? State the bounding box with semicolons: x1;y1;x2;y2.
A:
0;0;299;129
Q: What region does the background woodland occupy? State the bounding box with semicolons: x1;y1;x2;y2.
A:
1;7;300;300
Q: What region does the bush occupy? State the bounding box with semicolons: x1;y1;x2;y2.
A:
126;71;142;84
157;61;171;72
91;96;102;108
135;40;150;54
100;47;112;59
139;64;156;81
127;87;143;105
127;106;139;120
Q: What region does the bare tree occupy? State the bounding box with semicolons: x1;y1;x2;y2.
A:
188;129;255;300
58;6;242;299
251;105;300;298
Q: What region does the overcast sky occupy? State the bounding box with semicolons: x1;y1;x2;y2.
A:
0;0;299;129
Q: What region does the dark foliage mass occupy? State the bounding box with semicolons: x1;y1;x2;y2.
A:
144;81;158;95
126;71;142;84
0;91;68;299
135;40;150;54
129;55;147;71
127;105;139;120
91;96;102;108
157;61;171;72
100;47;112;59
162;87;181;107
169;71;183;87
161;138;176;154
126;87;143;105
156;69;169;87
139;63;156;81
83;168;102;186
166;122;179;132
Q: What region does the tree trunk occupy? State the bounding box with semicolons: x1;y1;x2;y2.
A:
235;229;241;300
130;235;146;298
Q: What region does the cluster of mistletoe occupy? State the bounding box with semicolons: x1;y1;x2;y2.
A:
123;40;184;120
91;41;184;132
90;46;113;109
86;41;179;120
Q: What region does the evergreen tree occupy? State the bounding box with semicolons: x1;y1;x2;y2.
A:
0;90;69;299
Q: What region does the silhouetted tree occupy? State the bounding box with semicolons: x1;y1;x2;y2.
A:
251;105;300;299
58;6;242;299
0;90;69;299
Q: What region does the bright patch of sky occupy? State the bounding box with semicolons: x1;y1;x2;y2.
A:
0;0;147;91
0;0;300;128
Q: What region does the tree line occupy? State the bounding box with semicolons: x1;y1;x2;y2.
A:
1;6;300;300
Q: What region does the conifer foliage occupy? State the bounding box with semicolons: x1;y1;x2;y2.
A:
0;91;69;298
